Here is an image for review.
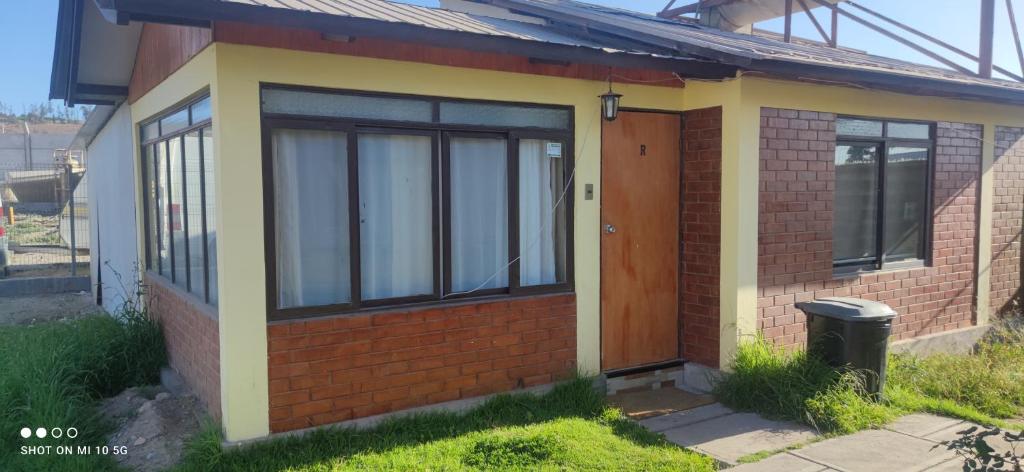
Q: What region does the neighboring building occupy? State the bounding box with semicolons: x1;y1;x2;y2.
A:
0;122;80;175
52;0;1024;443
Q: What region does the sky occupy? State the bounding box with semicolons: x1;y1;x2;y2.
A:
2;0;1023;111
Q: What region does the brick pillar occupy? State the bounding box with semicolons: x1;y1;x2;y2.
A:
992;126;1024;316
681;107;722;367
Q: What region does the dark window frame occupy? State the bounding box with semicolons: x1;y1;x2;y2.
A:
834;116;936;274
260;84;575;322
139;95;217;305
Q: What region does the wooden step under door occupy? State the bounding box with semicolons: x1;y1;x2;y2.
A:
600;110;682;372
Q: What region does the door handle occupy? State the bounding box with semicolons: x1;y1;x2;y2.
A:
604;224;617;234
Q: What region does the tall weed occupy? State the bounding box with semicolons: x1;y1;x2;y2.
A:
0;285;167;471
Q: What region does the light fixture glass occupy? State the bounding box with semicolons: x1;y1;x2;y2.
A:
599;80;623;122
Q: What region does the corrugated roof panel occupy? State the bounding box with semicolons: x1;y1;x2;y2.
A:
504;0;1024;91
220;0;619;47
217;0;1024;93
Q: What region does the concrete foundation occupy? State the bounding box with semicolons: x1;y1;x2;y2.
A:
889;325;991;356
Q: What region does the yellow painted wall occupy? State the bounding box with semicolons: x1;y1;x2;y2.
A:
211;42;686;441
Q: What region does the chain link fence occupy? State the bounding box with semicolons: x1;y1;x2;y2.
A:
1;149;89;279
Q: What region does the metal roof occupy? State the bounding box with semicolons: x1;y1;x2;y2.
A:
497;0;1024;93
217;0;613;51
52;0;1024;106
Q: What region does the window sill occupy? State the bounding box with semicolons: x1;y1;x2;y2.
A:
267;289;576;324
832;260;927;280
143;271;218;321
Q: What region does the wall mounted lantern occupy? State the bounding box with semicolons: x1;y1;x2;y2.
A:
599;79;623;122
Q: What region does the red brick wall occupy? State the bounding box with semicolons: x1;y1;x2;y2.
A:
758;108;980;348
145;274;221;419
992;126;1024;316
267;294;576;433
681;107;723;367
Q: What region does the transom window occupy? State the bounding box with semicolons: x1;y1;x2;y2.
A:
834;117;934;274
262;86;573;320
140;96;218;305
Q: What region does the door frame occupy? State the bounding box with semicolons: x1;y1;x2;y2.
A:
599;107;687;373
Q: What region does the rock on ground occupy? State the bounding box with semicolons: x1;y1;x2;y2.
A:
99;386;204;472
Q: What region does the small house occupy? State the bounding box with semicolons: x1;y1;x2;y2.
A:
52;0;1024;442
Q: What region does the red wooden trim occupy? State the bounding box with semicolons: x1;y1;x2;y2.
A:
212;21;682;88
128;24;213;104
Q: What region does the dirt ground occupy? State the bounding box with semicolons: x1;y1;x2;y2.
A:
100;386;205;472
1;292;204;470
6;250;90;278
0;292;102;325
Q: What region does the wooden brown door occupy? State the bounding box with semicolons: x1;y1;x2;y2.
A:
601;111;681;371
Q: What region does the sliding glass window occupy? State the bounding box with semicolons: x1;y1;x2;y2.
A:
834;117;933;274
262;86;574;320
140;96;218;305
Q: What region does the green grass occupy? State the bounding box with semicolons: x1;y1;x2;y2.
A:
886;325;1024;428
0;305;166;472
712;336;897;435
714;326;1024;444
735;437;821;464
6;215;63;246
175;378;715;472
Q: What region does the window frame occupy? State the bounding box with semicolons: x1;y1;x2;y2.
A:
834;116;936;275
260;84;575;321
139;94;217;305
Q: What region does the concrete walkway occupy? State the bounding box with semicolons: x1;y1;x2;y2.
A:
641;404;999;471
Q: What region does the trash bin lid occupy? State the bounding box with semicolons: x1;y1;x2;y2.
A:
794;297;897;321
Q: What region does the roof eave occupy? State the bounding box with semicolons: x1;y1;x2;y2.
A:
51;0;134;106
49;0;76;102
749;59;1024;106
89;0;740;80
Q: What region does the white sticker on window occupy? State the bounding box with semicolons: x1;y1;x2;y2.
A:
546;142;563;159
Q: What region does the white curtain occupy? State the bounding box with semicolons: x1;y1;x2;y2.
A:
450;137;508;292
358;134;434;300
202;128;218;305
168;137;188;289
518;139;565;286
273;129;351;308
155;145;171;277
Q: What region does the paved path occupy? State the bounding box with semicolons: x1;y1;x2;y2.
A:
641;404;1005;471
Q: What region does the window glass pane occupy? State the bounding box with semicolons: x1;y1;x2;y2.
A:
184;132;205;297
884;146;929;262
440;102;570;130
262;89;433;123
887;122;930;140
144;145;158;270
273;129;351;308
160;108;189;136
519;139;567;286
834;143;880;264
156;143;171;276
358;134;434;300
449;136;509;292
837;118;883;137
142;121;160;142
190;96;212;124
169;137;188;289
202;127;218;305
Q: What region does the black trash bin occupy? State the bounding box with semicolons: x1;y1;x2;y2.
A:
795;297;897;399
